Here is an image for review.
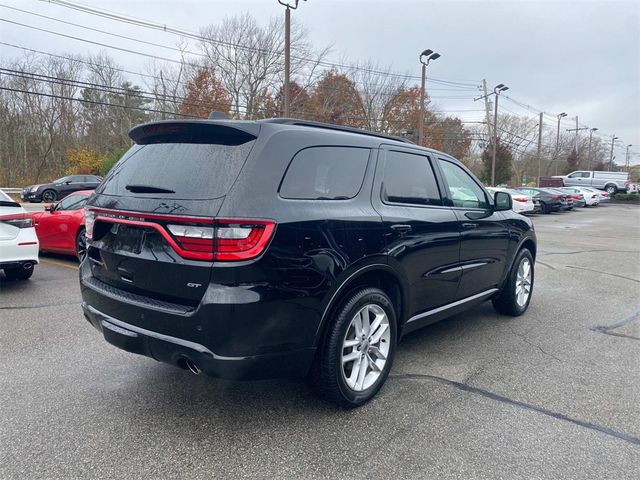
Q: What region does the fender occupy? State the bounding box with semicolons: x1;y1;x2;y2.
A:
314;260;409;346
499;231;537;289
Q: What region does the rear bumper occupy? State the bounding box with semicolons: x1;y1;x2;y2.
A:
82;302;316;380
0;229;39;266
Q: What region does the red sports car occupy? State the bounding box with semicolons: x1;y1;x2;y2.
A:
31;190;91;261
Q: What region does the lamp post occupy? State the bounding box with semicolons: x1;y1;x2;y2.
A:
278;0;306;117
491;83;509;186
418;49;440;146
587;127;598;170
626;144;633;171
609;135;618;170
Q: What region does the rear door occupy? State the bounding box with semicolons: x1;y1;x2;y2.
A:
37;194;87;250
86;123;258;307
372;146;461;316
435;158;510;299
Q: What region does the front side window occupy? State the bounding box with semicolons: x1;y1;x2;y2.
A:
438;159;488;209
380;150;441;206
279;146;370;200
56;194;88;211
568;171;589;178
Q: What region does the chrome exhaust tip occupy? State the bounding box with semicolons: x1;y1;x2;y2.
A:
185;359;201;375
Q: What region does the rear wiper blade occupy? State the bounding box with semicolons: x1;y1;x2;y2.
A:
125;184;175;194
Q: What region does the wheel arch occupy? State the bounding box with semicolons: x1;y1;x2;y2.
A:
314;264;408;347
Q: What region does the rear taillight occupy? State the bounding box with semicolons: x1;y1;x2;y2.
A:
0;213;32;228
89;208;275;262
214;220;275;261
166;220;275;261
85;209;96;239
514;198;528;203
552;195;561;200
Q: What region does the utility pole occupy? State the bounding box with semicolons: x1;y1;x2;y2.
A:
491;84;509;186
537;112;543;185
587;127;598;170
278;0;306;117
566;121;589;160
609;135;618;170
418;49;440;146
626;144;632;171
482;79;492;141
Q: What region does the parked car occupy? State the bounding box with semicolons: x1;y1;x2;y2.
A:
560;187;599;206
557;188;586;207
486;187;536;214
31;191;92;261
545;188;574;210
582;187;610;203
0;189;38;280
80;118;536;408
21;175;102;203
515;187;563;213
554;170;631;195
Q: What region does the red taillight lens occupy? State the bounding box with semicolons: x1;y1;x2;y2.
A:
0;213;32;228
167;221;274;260
214;220;276;261
514;198;528;202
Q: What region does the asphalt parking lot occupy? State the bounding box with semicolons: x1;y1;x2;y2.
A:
1;205;639;479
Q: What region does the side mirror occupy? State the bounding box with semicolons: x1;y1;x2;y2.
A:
65;180;72;185
494;191;512;211
44;203;53;211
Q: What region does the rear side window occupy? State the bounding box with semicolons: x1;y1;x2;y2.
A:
381;150;441;206
97;141;255;200
279;146;370;200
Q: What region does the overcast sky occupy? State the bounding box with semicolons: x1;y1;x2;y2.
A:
1;0;638;164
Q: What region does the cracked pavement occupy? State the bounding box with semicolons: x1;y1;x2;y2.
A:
1;204;639;479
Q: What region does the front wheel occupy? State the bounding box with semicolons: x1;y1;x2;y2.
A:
41;189;57;202
493;249;534;316
311;287;397;408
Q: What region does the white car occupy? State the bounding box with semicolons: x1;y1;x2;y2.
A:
486;187;535;214
561;186;600;206
0;189;39;280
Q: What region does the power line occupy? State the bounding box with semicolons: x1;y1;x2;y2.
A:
41;0;481;87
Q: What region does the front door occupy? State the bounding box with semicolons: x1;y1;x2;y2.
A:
435;158;510;299
372;147;461;317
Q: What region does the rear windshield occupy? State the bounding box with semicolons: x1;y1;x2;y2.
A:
97;141;255;200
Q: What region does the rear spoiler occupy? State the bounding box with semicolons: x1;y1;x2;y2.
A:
129;120;260;146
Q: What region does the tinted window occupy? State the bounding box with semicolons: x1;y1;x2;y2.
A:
438;159;488;209
280;147;369;200
57;194;87;211
97;141;255;200
381;151;441;206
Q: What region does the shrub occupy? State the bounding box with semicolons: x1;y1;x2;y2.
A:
66;148;105;175
613;193;640;201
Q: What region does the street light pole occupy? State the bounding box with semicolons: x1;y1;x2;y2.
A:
418;49;440;146
609;135;618;170
555;112;567;175
626;144;633;171
491;83;509;186
537;112;543;185
587;127;598;170
278;0;305;117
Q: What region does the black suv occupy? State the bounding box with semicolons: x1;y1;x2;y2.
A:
22;175;102;203
80;119;536;407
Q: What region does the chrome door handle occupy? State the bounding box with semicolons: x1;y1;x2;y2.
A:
461;222;478;229
390;224;412;233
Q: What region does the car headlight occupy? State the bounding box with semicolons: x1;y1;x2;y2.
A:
30;186;39;193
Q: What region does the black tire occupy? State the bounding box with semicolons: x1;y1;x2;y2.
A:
41;189;57;202
605;184;617;195
311;287;397;408
492;248;534;316
76;228;87;262
3;264;34;281
539;201;549;214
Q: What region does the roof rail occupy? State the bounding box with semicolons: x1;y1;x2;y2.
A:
262;118;413;144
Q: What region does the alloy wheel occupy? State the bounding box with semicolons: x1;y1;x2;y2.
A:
341;304;391;391
76;230;87;262
515;257;532;307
